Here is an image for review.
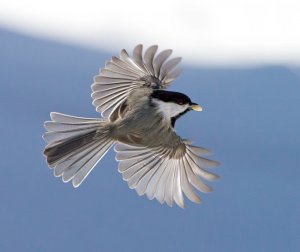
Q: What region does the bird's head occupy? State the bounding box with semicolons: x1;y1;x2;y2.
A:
151;90;202;126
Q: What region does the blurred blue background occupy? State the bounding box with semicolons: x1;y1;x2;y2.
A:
0;27;299;252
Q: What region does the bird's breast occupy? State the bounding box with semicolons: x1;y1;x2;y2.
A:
111;105;172;147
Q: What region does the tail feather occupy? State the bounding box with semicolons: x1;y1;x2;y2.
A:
71;138;113;187
43;112;114;187
44;130;98;166
50;112;102;123
43;112;103;144
54;139;101;176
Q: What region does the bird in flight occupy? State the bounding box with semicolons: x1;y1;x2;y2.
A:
43;44;219;208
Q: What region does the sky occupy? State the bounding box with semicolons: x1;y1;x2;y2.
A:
0;1;300;252
0;0;300;65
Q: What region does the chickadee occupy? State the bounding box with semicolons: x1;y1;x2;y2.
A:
43;44;219;208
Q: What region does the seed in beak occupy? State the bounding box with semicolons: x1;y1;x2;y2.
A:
190;103;202;111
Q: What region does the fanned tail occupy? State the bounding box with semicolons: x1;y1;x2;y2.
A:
43;112;114;187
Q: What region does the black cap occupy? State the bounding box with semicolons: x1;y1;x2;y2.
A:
151;90;192;105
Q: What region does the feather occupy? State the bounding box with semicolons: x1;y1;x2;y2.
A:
153;49;172;77
43;113;115;187
114;136;218;207
143;45;158;75
159;57;182;80
105;62;141;78
179;158;201;203
132;44;147;71
91;45;182;120
50;112;101;124
184;156;212;193
100;68;137;80
72;139;113;187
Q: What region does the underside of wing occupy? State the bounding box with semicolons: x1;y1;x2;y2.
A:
114;140;220;208
91;44;182;120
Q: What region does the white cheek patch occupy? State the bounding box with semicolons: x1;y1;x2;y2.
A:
152;99;189;119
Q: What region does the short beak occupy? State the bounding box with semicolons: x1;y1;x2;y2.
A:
190;103;202;111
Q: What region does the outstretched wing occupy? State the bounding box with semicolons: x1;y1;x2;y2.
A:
91;44;182;120
114;138;220;208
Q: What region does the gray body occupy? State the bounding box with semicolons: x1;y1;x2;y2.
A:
107;88;181;150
